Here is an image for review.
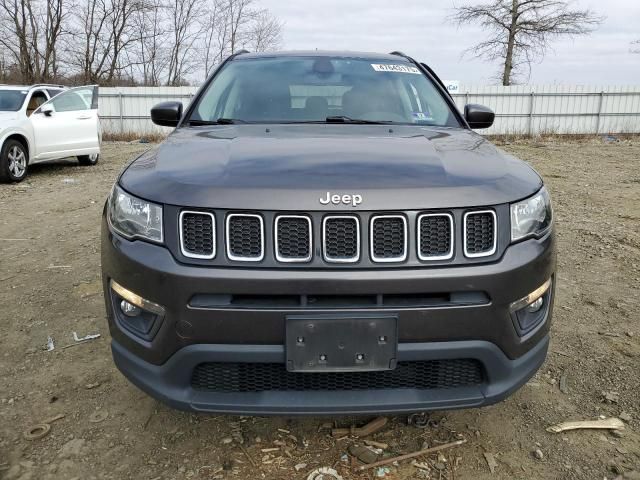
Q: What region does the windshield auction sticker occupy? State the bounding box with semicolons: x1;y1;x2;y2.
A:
371;64;421;74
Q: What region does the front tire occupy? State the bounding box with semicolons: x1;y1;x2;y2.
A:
0;140;28;183
78;153;99;166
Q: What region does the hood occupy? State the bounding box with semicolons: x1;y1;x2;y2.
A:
120;125;542;210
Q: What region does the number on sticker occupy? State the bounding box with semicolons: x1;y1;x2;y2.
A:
371;64;421;74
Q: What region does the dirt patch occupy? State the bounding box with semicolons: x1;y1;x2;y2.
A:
1;139;639;479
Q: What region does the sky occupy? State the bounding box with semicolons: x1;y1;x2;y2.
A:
259;0;640;86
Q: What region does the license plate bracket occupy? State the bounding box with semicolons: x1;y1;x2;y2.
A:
286;315;398;372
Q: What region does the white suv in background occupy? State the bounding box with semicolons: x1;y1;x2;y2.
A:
0;84;101;182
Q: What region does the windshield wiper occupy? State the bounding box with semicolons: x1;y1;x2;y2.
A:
190;117;391;125
189;118;245;125
325;116;391;124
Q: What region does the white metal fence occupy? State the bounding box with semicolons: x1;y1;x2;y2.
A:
98;85;640;136
451;85;640;135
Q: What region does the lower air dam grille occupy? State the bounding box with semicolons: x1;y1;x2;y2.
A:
191;359;484;392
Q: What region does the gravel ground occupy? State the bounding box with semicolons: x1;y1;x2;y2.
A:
0;139;639;480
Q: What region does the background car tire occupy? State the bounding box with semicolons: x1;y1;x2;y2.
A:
78;153;99;166
0;139;29;183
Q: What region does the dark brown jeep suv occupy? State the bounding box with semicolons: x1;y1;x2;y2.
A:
101;50;555;414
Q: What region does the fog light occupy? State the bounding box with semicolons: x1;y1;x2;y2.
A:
510;278;553;336
526;296;544;313
110;280;166;338
510;278;552;312
120;299;142;317
110;280;165;315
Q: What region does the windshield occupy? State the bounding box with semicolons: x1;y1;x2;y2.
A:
0;90;27;112
189;56;460;127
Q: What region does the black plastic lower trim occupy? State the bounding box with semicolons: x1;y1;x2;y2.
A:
192;359;484;392
111;335;549;415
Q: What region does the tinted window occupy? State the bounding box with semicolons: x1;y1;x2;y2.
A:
190;56;459;127
46;89;64;98
0;90;27;111
50;89;92;112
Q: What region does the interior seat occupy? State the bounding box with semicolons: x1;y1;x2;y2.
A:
26;93;46;116
303;96;329;120
342;82;405;120
235;82;291;121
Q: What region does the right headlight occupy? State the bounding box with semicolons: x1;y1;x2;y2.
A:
107;184;163;243
510;187;552;242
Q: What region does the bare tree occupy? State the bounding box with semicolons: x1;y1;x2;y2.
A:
68;0;145;84
165;0;203;85
130;0;171;85
41;0;66;79
70;0;110;83
0;0;35;81
106;0;145;81
245;8;283;52
224;0;254;54
199;0;282;80
0;50;11;82
201;0;227;78
0;0;67;82
631;40;640;54
0;0;282;85
450;0;604;85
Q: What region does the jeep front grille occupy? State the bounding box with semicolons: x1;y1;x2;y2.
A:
418;213;453;260
323;216;360;263
275;215;312;262
179;211;215;259
176;208;500;266
464;210;497;257
226;214;264;261
370;215;407;262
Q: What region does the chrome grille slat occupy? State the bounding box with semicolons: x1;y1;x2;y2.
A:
176;209;499;265
370;215;407;262
179;211;216;259
275;215;312;262
226;214;265;261
418;213;453;260
463;210;497;258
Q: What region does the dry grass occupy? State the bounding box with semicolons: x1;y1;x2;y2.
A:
488;132;639;145
102;129;639;146
102;131;167;143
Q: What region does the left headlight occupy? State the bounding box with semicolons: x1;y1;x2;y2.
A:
510;187;552;242
108;184;163;243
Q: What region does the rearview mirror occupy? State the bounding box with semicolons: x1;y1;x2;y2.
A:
464;104;494;129
40;104;54;117
151;101;183;127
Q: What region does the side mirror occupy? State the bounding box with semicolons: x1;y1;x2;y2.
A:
464;104;494;129
151;101;183;127
41;104;54;117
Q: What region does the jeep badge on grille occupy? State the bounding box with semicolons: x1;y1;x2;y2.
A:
319;191;363;207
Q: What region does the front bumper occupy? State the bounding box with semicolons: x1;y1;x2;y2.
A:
101;214;556;414
112;335;549;415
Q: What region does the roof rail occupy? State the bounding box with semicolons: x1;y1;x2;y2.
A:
229;49;250;60
389;51;410;59
0;83;65;88
31;83;66;88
